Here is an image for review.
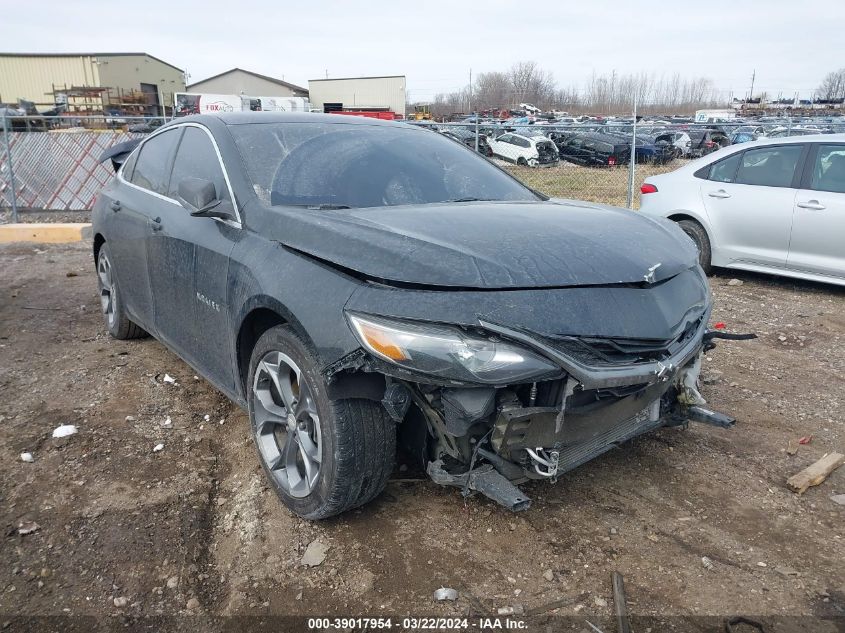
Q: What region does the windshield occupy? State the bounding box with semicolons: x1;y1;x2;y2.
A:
229;121;540;208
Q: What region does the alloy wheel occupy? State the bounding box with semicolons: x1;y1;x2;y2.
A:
97;253;116;328
252;351;322;498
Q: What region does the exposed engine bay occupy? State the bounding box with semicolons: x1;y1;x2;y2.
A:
329;307;752;511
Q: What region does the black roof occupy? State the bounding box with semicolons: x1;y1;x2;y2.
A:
569;132;632;145
170;112;407;127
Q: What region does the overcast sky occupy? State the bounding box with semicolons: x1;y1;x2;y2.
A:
2;0;841;102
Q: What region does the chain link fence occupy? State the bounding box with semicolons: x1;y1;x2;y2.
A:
0;115;162;221
2;114;844;221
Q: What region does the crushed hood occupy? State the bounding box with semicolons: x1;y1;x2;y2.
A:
261;200;699;289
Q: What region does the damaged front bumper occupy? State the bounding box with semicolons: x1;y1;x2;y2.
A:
424;346;732;511
328;293;744;512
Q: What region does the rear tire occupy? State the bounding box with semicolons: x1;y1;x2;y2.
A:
247;325;396;519
96;244;147;339
516;157;527;167
677;219;712;275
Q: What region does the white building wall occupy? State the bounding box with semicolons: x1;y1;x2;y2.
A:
307;76;406;115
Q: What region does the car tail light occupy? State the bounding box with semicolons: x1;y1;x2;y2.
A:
608;156;616;166
640;183;658;194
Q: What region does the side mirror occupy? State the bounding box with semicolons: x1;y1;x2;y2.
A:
177;177;233;220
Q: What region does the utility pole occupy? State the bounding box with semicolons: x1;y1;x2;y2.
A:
2;111;18;223
626;90;638;210
749;69;756;102
468;68;472;114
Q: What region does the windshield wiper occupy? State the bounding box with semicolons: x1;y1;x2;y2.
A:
283;203;351;210
444;197;495;203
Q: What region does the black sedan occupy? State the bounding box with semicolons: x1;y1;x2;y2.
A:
440;126;493;156
93;112;729;519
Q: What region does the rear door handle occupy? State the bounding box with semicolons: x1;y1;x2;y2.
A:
110;200;121;212
149;216;163;232
708;190;731;199
796;200;825;210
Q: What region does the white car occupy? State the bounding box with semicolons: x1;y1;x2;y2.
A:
639;134;845;286
487;132;559;167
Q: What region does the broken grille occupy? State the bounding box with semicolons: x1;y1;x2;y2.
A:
543;315;705;366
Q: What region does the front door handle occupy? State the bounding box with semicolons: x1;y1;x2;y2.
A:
796;200;825;210
149;216;163;232
708;190;731;199
110;200;121;212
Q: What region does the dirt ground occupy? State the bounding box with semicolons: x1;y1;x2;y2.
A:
1;241;844;632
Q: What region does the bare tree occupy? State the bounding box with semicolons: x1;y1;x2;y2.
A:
473;72;511;111
816;68;845;101
428;63;722;117
507;61;556;109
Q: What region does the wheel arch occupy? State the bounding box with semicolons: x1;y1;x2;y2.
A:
235;296;306;397
93;233;105;266
666;212;712;243
235;298;386;405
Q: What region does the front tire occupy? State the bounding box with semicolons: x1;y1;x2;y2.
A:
96;244;147;339
247;325;396;519
677;219;712;275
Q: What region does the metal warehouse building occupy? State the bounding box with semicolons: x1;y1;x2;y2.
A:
308;76;406;116
0;52;185;112
187;68;308;98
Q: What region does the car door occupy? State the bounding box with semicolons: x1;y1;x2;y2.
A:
490;134;515;162
699;144;806;267
110;128;182;332
513;136;534;162
788;143;845;279
564;137;586;164
581;138;599;165
149;123;240;389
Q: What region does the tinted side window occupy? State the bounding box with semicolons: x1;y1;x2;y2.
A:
810;144;845;194
497;134;513;144
515;137;530;148
121;149;139;181
130;129;180;195
708;152;742;183
734;146;803;187
168;127;230;202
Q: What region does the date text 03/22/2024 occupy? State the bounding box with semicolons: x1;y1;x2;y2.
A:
307;617;529;630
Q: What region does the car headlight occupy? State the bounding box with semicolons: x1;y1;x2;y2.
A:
347;313;560;384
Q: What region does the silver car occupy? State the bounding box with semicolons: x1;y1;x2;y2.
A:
639;134;845;286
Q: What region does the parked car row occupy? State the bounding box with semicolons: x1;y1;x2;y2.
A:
403;119;845;171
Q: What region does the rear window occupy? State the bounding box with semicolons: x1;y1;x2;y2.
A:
130;128;181;195
708;153;742;183
229;122;540;208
